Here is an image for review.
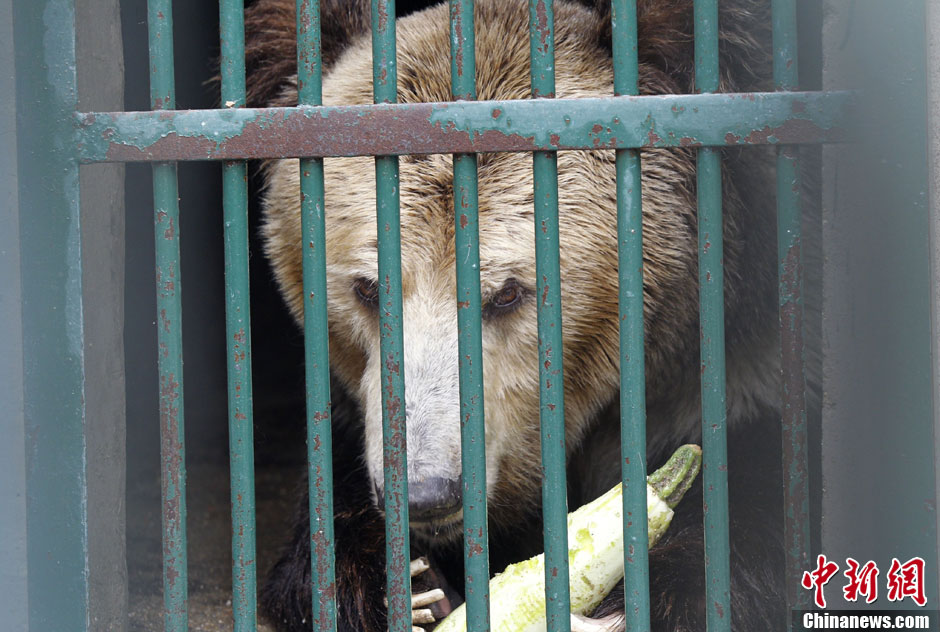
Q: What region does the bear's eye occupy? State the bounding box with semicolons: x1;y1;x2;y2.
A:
353;277;379;308
484;279;525;318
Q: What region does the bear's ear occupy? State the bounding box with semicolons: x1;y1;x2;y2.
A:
245;0;371;107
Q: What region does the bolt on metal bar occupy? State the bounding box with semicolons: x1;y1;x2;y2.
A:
219;1;258;629
147;1;188;630
296;0;338;630
371;2;413;631
772;0;811;626
449;3;491;632
611;1;651;630
14;0;90;628
529;2;572;631
693;1;732;630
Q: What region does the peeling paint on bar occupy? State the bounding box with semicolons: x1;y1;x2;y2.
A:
450;2;492;631
694;0;732;629
772;0;811;626
528;2;573;631
370;2;414;631
75;91;854;163
147;0;189;629
295;0;339;629
219;0;258;628
610;1;652;630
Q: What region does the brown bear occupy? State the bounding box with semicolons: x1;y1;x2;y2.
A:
247;0;800;630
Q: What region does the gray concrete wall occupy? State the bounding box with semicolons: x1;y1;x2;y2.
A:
76;0;127;629
927;0;940;598
821;0;939;606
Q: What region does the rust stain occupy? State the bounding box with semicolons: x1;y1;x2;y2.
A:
535;0;550;48
452;1;464;78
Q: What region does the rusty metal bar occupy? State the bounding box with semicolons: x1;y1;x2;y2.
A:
772;0;811;626
295;0;337;630
147;0;188;629
529;1;572;631
371;2;413;632
219;0;258;629
75;91;854;163
694;1;731;630
611;1;651;630
450;2;491;632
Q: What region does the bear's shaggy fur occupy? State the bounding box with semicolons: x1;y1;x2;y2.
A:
248;0;800;630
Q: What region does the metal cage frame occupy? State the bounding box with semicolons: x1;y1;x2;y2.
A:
7;0;940;631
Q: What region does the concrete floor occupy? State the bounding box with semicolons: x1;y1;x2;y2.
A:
127;400;307;632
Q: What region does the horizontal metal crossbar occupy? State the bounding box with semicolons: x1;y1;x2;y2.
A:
75;90;853;163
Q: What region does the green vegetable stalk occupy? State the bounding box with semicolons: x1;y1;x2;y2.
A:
434;444;702;632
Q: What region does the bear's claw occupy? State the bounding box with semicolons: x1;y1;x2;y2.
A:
385;557;447;630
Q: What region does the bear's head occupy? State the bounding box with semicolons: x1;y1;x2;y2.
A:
259;0;779;541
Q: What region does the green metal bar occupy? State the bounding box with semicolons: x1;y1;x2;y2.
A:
611;0;639;94
372;2;412;631
450;3;491;632
529;0;555;99
696;148;730;632
772;0;810;625
148;1;188;629
13;0;89;627
75;91;855;163
296;0;338;630
694;1;730;630
694;0;720;95
611;1;651;630
529;2;571;631
219;1;257;629
773;0;799;92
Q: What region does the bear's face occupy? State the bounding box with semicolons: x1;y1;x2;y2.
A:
265;148;632;536
261;0;712;538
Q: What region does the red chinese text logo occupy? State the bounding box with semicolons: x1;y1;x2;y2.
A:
843;558;879;604
800;556;928;608
886;557;927;607
802;554;840;608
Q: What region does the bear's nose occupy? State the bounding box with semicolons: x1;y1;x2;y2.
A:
374;476;463;522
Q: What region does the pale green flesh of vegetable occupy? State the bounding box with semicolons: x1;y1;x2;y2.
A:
434;445;702;632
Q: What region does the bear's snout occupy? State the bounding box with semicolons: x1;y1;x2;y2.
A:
374;475;463;522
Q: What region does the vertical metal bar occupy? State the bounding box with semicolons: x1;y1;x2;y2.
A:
693;2;731;631
2;1;28;626
372;3;412;631
296;0;338;629
772;0;810;625
13;0;89;627
611;1;650;630
529;3;571;632
219;1;257;629
147;2;188;629
450;2;491;632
